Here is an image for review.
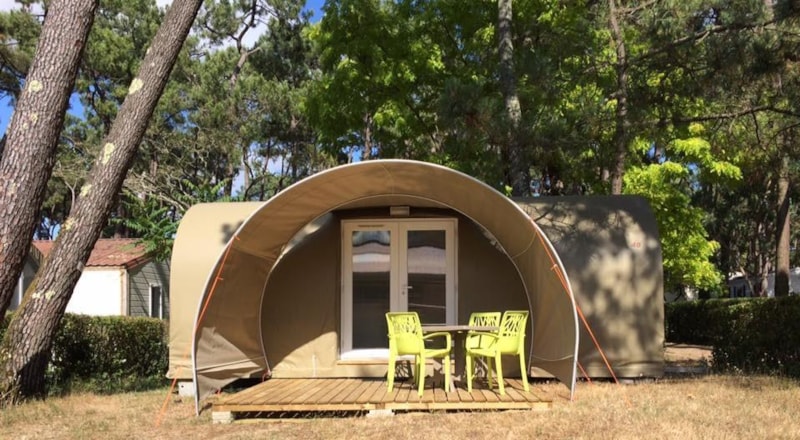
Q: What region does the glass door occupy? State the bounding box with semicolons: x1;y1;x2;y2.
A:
341;219;456;358
399;223;455;326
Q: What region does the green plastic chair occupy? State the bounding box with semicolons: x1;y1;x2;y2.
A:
465;312;502;376
465;310;530;395
386;312;452;396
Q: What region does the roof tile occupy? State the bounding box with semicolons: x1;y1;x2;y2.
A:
31;238;150;269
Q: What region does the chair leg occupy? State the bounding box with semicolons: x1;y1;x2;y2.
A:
443;355;451;393
417;356;426;397
486;356;493;389
466;354;474;392
387;354;396;392
414;355;421;386
519;354;530;392
495;354;505;395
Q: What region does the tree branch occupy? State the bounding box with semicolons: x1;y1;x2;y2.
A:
667;105;800;125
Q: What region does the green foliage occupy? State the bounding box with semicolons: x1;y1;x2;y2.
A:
665;298;742;345
712;296;800;377
1;312;168;395
666;297;800;378
624;124;743;293
111;192;178;261
624;168;719;292
48;314;168;395
0;7;40;101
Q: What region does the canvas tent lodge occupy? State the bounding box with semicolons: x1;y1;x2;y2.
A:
168;160;664;410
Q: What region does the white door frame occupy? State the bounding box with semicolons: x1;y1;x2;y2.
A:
340;218;457;359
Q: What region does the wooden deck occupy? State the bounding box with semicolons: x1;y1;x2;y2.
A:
212;377;551;421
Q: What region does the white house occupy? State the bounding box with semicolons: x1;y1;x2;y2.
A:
11;239;170;318
727;268;800;298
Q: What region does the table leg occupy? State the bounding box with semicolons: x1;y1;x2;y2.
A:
451;331;466;391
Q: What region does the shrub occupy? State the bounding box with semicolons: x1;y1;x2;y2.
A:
665;298;741;345
1;312;168;395
49;314;169;394
666;296;800;378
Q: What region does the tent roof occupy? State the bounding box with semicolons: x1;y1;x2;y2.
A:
178;160;579;410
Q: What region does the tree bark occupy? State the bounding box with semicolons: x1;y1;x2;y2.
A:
764;0;790;297
608;0;629;195
498;0;528;196
775;153;790;296
0;0;99;320
0;0;203;405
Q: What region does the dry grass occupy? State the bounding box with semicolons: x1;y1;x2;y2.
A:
2;374;799;440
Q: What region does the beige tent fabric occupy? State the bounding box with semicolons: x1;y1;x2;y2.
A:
186;160;579;407
168;202;264;379
517;196;665;378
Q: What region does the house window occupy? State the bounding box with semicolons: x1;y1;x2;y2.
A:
150;284;163;319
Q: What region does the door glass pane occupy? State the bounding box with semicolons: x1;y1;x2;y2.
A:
406;229;447;325
352;229;391;348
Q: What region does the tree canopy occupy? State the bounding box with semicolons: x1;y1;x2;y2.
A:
1;0;798;301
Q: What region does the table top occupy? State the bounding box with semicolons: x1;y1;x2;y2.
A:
421;324;498;332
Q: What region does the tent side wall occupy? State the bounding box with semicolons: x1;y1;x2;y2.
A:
517;195;665;378
167;202;264;379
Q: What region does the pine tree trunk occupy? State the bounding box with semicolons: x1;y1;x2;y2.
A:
775;153;790;296
498;0;528;196
0;0;203;405
0;0;98;320
608;0;629;195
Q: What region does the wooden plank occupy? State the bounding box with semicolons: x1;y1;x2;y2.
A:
504;386;529;402
241;379;295;405
287;380;330;404
356;380;383;404
335;378;373;404
238;380;288;405
455;385;473;403
212;377;553;415
479;387;501;402
361;380;389;407
216;383;265;406
215;397;551;414
380;379;404;404
420;382;436;404
273;378;315;404
220;384;262;405
467;384;488;402
316;378;355;404
394;381;413;403
432;385;447;403
216;380;275;405
310;379;345;402
525;388;548;403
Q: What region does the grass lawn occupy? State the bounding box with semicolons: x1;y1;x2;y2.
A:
1;374;798;439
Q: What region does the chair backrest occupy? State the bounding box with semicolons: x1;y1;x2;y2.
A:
468;311;502;328
466;311;502;350
496;310;528;353
386;312;424;355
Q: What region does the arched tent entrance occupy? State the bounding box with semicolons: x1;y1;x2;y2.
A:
180;160;579;407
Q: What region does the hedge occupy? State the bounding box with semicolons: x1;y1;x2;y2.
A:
666;296;800;378
0;313;169;395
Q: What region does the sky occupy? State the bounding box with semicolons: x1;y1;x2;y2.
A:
0;0;326;134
